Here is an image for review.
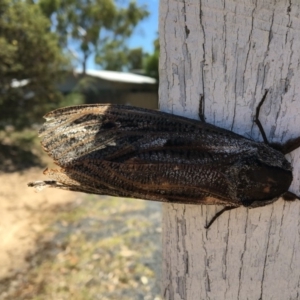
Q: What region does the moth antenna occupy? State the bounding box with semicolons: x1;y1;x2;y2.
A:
205;206;236;229
254;89;270;145
254;89;300;154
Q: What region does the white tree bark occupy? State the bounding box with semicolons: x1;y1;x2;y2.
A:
159;1;300;299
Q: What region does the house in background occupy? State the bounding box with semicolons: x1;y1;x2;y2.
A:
58;70;158;109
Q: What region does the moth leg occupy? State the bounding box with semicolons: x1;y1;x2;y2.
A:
28;180;58;187
255;89;270;145
282;191;300;201
198;94;206;122
270;136;300;155
205;206;237;229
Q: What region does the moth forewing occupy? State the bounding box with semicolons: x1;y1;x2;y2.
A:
29;100;300;228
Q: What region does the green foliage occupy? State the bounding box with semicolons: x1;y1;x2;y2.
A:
0;128;44;172
97;45;144;71
127;47;144;71
144;38;159;80
0;0;69;129
96;1;149;71
39;0;149;72
96;40;128;70
60;92;85;107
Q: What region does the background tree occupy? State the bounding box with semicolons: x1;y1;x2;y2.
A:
0;0;68;129
96;44;144;71
95;40;128;70
127;47;144;71
144;37;158;80
39;0;149;73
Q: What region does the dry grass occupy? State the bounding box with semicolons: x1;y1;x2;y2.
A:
0;130;162;300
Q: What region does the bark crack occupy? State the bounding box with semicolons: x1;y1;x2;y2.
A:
276;201;285;254
202;211;210;299
259;206;274;300
243;0;257;94
223;213;230;279
222;0;227;74
285;0;292;44
251;8;274;140
160;0;170;112
266;10;275;57
297;209;300;299
223;210;231;299
274;91;284;141
199;0;206;107
177;207;187;299
231;28;239;131
290;237;296;273
237;209;248;299
181;0;190;110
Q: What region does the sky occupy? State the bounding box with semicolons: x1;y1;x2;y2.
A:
86;0;159;70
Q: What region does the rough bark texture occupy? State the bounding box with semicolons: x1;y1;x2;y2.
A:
159;1;300;299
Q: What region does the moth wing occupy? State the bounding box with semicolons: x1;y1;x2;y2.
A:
39;104;250;166
36;104;251;205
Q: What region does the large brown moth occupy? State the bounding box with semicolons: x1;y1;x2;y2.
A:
29;91;300;228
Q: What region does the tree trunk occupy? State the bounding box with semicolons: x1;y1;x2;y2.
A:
159;1;300;299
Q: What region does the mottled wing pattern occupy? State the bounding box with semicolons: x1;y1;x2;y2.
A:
30;104;262;206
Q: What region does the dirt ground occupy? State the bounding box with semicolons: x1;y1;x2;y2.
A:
0;129;161;299
0;167;76;281
0;166;162;300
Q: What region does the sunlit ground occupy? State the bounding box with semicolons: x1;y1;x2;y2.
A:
0;130;162;300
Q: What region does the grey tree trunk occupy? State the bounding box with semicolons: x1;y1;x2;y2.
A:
159;1;300;299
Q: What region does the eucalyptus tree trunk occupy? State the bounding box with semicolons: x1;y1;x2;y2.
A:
159;1;300;299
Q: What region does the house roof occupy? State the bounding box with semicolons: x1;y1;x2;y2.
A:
77;70;156;85
11;79;30;88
